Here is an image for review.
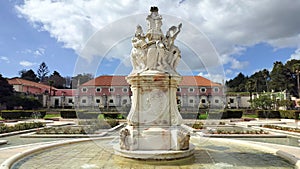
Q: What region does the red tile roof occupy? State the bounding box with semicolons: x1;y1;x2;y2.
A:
81;75;129;86
81;75;221;87
180;76;221;87
8;78;57;90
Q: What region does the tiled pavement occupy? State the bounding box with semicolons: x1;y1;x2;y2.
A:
5;138;295;169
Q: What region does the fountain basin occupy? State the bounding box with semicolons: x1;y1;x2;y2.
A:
114;143;195;160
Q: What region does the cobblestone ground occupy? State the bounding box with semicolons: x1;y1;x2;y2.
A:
11;138;293;169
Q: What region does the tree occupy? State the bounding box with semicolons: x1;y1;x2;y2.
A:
249;69;270;92
71;73;93;88
269;61;294;94
0;74;14;104
37;62;49;82
245;79;255;103
226;72;247;92
47;71;66;89
19;69;39;82
250;95;274;110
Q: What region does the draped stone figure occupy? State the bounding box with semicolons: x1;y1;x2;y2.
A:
129;6;182;75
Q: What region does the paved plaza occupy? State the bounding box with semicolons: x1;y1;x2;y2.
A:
0;119;299;168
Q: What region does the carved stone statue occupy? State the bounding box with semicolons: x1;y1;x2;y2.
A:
120;128;130;150
130;25;146;73
129;6;182;75
116;7;193;159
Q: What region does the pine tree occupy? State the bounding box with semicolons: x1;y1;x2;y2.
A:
37;62;49;82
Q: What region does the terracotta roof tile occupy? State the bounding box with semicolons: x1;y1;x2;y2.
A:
8;78;57;90
81;75;221;87
179;76;221;87
81;75;129;86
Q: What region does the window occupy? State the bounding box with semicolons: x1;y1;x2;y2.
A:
109;87;114;92
81;99;86;103
96;99;101;103
214;99;219;104
82;87;87;92
109;99;114;103
213;87;219;93
201;99;206;103
123;88;128;93
200;87;206;93
189;88;194;92
177;88;181;92
95;87;101;92
189;99;194;104
230;98;234;103
122;99;128;105
68;98;73;103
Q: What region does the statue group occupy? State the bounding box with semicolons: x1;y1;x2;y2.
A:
130;6;182;75
115;7;193;159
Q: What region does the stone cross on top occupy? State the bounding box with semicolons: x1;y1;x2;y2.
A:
130;6;182;76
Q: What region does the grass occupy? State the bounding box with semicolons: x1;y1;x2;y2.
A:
44;113;61;119
242;114;258;118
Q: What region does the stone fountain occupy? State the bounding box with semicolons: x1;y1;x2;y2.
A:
114;6;194;160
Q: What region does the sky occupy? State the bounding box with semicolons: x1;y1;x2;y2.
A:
0;0;300;83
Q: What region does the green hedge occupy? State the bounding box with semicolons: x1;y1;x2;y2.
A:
207;110;243;119
0;110;46;119
60;110;78;118
256;110;281;118
279;110;300;119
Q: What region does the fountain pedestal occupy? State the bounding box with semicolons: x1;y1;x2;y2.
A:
114;6;194;160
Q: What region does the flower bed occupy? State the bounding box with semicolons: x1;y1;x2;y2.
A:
36;119;119;134
0;122;44;134
263;124;300;133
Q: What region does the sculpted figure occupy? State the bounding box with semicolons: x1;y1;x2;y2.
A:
178;130;190;150
145;7;164;70
120;128;130;150
129;6;183;74
130;25;147;73
165;23;182;70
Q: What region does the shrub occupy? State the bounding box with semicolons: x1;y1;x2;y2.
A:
256;110;281;118
279;110;299;119
0;122;44;134
60;110;78;118
0;110;46;119
77;112;100;119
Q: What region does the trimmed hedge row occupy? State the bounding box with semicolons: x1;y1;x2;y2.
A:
0;110;46;119
60;110;124;119
207;110;243;119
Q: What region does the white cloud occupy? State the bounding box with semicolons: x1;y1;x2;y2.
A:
290;48;300;60
16;0;300;74
19;60;36;67
0;56;10;63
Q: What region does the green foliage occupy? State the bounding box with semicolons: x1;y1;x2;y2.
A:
256;110;281;118
207;110;243;119
192;122;204;129
279;110;299;119
0;122;44;134
226;73;248;92
250;95;273;110
19;69;39;82
226;59;300;98
5;94;42;110
60;110;78;118
37;62;49;82
1;110;46;119
263;124;300;133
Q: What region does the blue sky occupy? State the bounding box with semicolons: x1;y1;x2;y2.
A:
0;0;300;83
